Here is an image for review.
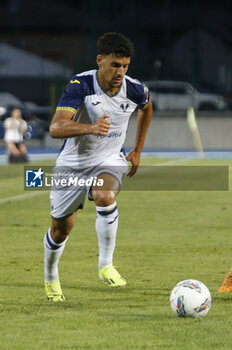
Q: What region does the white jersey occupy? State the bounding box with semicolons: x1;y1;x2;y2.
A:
4;117;27;143
56;69;149;167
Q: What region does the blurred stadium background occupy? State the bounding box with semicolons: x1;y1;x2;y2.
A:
1;0;232;162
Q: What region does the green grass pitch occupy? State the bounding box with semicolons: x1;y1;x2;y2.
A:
1;157;232;350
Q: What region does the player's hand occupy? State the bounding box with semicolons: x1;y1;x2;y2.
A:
90;114;111;136
126;150;141;177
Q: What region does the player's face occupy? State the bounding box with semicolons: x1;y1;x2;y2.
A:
97;54;131;93
11;109;22;119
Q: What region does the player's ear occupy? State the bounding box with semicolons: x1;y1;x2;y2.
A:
96;55;103;68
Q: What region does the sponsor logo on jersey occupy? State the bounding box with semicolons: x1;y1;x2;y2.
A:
97;131;122;139
70;79;81;84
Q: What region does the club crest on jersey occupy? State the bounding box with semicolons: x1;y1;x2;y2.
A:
120;103;129;112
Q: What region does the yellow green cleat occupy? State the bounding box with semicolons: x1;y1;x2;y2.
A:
45;280;65;301
99;265;126;288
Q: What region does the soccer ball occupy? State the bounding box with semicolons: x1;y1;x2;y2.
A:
170;279;211;318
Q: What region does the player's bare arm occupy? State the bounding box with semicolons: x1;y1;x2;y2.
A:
19;120;27;134
49;110;111;138
126;100;153;177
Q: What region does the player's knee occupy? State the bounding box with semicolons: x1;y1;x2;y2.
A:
92;190;116;207
50;227;69;244
51;220;75;243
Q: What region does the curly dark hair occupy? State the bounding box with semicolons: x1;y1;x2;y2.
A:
97;32;134;58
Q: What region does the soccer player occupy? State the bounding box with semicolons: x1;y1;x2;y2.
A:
44;32;153;301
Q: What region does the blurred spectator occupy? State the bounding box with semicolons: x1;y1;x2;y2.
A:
4;108;29;163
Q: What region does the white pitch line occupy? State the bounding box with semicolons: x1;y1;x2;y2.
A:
151;158;191;166
138;157;192;174
0;191;48;204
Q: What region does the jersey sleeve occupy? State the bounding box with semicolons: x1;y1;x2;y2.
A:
56;76;86;114
139;84;150;109
126;78;150;109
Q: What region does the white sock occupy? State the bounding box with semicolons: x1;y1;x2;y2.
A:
44;227;68;282
95;201;119;270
